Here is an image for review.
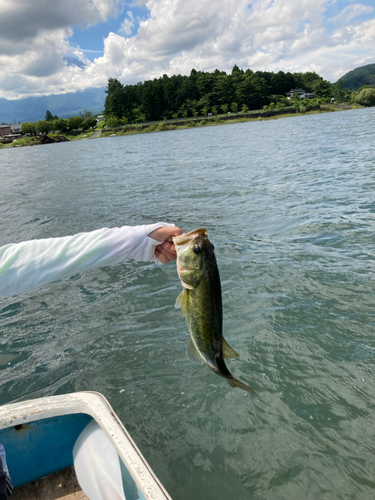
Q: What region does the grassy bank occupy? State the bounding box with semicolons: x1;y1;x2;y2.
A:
0;136;41;148
102;104;356;138
0;131;94;148
64;131;94;141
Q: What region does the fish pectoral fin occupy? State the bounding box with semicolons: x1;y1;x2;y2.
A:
181;279;194;290
175;290;184;308
187;338;204;364
175;290;189;316
222;338;240;359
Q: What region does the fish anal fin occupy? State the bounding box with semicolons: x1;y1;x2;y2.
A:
222;338;239;359
187;338;204;364
175;289;189;316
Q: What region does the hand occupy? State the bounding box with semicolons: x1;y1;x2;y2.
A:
148;226;182;264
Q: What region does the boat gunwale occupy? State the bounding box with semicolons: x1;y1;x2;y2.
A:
0;391;172;500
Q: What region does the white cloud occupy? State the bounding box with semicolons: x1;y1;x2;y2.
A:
0;0;375;99
119;11;135;36
0;0;120;45
329;3;374;27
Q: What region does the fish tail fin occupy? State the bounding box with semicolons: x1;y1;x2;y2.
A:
227;376;253;393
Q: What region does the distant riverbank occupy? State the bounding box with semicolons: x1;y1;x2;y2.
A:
102;103;354;138
0;103;356;148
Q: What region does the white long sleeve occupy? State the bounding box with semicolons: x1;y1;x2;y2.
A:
0;222;175;298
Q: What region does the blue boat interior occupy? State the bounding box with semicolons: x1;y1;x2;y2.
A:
0;412;146;500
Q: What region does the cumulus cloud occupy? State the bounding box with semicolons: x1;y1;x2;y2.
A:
0;0;120;97
0;0;375;99
0;0;120;44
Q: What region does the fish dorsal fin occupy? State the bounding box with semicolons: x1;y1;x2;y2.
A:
175;289;189;316
222;338;239;359
187;338;204;364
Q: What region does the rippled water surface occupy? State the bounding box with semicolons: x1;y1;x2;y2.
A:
1;108;375;499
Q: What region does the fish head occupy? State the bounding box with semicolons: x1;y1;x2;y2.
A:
173;228;214;289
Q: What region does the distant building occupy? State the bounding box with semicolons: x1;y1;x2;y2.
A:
10;124;22;134
303;92;317;99
285;89;317;100
96;115;104;123
0;125;11;137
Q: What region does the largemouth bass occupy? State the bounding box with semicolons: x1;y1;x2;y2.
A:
173;228;253;393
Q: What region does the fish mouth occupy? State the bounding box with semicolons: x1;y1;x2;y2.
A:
173;228;207;246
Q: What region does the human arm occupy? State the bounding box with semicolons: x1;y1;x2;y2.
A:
0;223;181;298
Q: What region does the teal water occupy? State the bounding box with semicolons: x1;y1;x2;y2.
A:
1;108;375;499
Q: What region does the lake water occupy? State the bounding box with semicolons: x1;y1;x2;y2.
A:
1;108;375;499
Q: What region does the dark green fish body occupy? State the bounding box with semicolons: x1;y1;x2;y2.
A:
173;228;253;393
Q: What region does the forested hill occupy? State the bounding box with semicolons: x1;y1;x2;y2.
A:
104;66;334;123
338;64;375;90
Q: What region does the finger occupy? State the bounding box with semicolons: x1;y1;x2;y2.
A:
148;226;182;243
156;244;177;261
155;248;170;264
160;240;177;254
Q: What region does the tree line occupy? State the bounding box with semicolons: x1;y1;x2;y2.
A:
21;110;97;135
104;65;340;123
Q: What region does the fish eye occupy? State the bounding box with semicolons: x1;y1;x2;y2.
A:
193;245;201;254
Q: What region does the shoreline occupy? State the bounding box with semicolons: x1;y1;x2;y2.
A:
104;104;353;138
0;104;357;148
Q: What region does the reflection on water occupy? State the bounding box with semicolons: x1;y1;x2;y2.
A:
1;108;375;499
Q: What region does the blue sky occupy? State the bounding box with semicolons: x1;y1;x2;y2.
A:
0;0;374;99
69;4;150;58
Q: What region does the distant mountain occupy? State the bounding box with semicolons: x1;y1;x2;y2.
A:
0;87;105;124
336;64;375;90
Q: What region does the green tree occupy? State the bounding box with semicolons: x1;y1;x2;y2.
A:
332;79;345;102
213;75;233;107
104;78;124;119
312;79;333;99
82;117;97;130
236;71;267;109
21;122;36;135
45;110;53;121
221;103;229;113
230;102;238;113
105;116;120;128
53;118;69;133
134;113;146;123
355;87;375;106
268;71;294;95
67;116;84;131
36;120;51;134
